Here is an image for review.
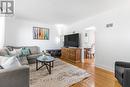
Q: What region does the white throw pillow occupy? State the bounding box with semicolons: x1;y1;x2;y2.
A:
1;56;21;69
15;48;22;54
9;48;22;56
0;56;9;65
9;49;17;56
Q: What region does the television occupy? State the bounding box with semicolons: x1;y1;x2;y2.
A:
64;33;79;47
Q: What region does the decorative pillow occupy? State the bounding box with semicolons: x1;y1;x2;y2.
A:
0;56;9;65
0;48;10;56
1;56;21;69
9;49;17;56
21;47;31;56
14;48;23;57
28;46;39;54
6;46;13;51
9;48;23;57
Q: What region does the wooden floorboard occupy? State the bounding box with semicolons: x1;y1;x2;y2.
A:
61;58;122;87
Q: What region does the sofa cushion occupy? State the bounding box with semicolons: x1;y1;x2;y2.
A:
9;48;23;57
0;48;10;56
6;46;40;54
15;48;23;56
0;56;9;65
17;56;28;65
6;46;14;51
1;56;21;69
116;66;124;78
21;47;31;56
27;53;42;60
27;46;40;54
9;49;17;56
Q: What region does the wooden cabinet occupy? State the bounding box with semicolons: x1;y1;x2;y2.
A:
61;48;81;63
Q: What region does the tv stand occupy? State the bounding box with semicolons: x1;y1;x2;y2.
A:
61;48;81;63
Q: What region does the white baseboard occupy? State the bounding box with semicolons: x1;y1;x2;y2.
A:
95;64;114;73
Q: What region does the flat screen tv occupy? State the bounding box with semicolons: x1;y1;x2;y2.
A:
64;33;79;47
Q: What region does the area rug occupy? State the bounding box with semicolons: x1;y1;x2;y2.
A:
30;58;90;87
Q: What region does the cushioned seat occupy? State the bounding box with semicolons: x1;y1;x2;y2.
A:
27;54;42;60
0;65;29;87
27;53;42;64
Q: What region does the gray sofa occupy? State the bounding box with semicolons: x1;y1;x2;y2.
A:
0;47;30;87
6;46;43;64
115;61;130;87
0;65;29;87
25;46;43;64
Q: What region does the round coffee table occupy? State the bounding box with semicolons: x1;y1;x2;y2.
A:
36;55;54;74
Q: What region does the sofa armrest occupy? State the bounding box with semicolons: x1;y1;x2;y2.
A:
39;52;44;55
0;65;29;87
124;68;130;87
115;61;130;68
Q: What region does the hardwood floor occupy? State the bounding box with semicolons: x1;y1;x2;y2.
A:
61;58;122;87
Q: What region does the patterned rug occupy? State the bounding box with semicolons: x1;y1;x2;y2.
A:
30;58;90;87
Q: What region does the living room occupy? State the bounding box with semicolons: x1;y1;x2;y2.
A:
0;0;130;87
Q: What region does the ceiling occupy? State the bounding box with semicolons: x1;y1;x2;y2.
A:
15;0;129;25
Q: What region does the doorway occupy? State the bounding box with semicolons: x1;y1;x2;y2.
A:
83;27;96;64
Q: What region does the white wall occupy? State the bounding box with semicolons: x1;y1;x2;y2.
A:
66;5;130;71
95;6;130;71
0;17;5;48
5;17;60;50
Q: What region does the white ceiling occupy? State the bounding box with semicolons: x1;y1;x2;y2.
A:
15;0;129;25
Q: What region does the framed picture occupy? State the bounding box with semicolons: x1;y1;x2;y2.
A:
33;27;49;40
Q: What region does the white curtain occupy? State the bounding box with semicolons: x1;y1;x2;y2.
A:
0;17;5;48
